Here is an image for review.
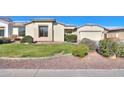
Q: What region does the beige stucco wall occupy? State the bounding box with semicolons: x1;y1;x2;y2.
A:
107;30;124;40
26;22;53;42
0;21;9;37
77;25;107;42
53;23;64;42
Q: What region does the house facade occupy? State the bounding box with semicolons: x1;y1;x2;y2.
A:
0;17;124;42
77;24;124;42
0;18;25;38
106;27;124;40
0;18;13;37
25;19;76;42
0;18;76;42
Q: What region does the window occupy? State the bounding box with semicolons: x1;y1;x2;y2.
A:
18;26;25;36
39;26;48;37
13;26;25;36
0;30;4;36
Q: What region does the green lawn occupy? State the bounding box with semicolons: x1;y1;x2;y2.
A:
0;43;75;57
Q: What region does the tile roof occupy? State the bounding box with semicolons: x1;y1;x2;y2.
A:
0;17;12;22
57;22;76;27
77;23;108;30
32;19;56;22
106;26;124;31
12;22;27;26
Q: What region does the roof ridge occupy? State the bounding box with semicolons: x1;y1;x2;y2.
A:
57;22;76;27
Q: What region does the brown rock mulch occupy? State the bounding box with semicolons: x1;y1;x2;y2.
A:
0;52;124;69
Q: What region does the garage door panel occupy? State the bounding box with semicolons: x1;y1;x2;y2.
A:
80;32;103;41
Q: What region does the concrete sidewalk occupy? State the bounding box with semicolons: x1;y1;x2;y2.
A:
0;69;124;77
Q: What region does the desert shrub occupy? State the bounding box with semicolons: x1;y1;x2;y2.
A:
79;38;97;50
64;34;77;43
114;43;124;57
21;35;33;43
98;39;117;57
0;38;11;44
98;39;124;57
72;44;89;57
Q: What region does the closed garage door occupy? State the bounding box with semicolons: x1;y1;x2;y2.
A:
79;31;103;41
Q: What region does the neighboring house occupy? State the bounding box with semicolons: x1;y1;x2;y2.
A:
0;18;26;38
0;18;13;37
77;24;108;42
106;27;124;40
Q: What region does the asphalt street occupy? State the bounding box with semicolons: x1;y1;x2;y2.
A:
0;69;124;77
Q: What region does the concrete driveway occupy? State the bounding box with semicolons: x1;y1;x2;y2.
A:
0;69;124;77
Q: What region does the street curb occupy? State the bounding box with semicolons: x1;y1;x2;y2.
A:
0;54;72;60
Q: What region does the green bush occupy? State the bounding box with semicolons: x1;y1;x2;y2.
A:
98;39;117;57
0;38;11;44
79;38;97;50
72;44;89;57
98;39;124;57
64;34;77;43
115;43;124;57
21;35;33;43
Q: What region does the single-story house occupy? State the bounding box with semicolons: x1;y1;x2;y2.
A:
25;19;76;42
0;18;76;42
1;17;124;42
106;27;124;40
77;24;124;42
0;18;26;38
0;18;13;37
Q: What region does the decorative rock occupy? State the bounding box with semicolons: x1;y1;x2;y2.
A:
109;54;117;59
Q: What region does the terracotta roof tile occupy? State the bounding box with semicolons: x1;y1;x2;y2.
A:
106;26;124;31
32;19;56;22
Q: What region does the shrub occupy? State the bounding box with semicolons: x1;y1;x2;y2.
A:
0;38;11;44
98;39;117;57
64;34;77;43
98;39;124;57
21;35;33;43
79;38;97;50
114;43;124;57
72;44;89;57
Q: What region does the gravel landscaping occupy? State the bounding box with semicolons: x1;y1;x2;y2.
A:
0;52;124;69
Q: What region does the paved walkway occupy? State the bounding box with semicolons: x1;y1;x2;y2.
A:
0;52;124;69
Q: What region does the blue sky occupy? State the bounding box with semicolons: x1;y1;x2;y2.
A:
6;16;124;26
